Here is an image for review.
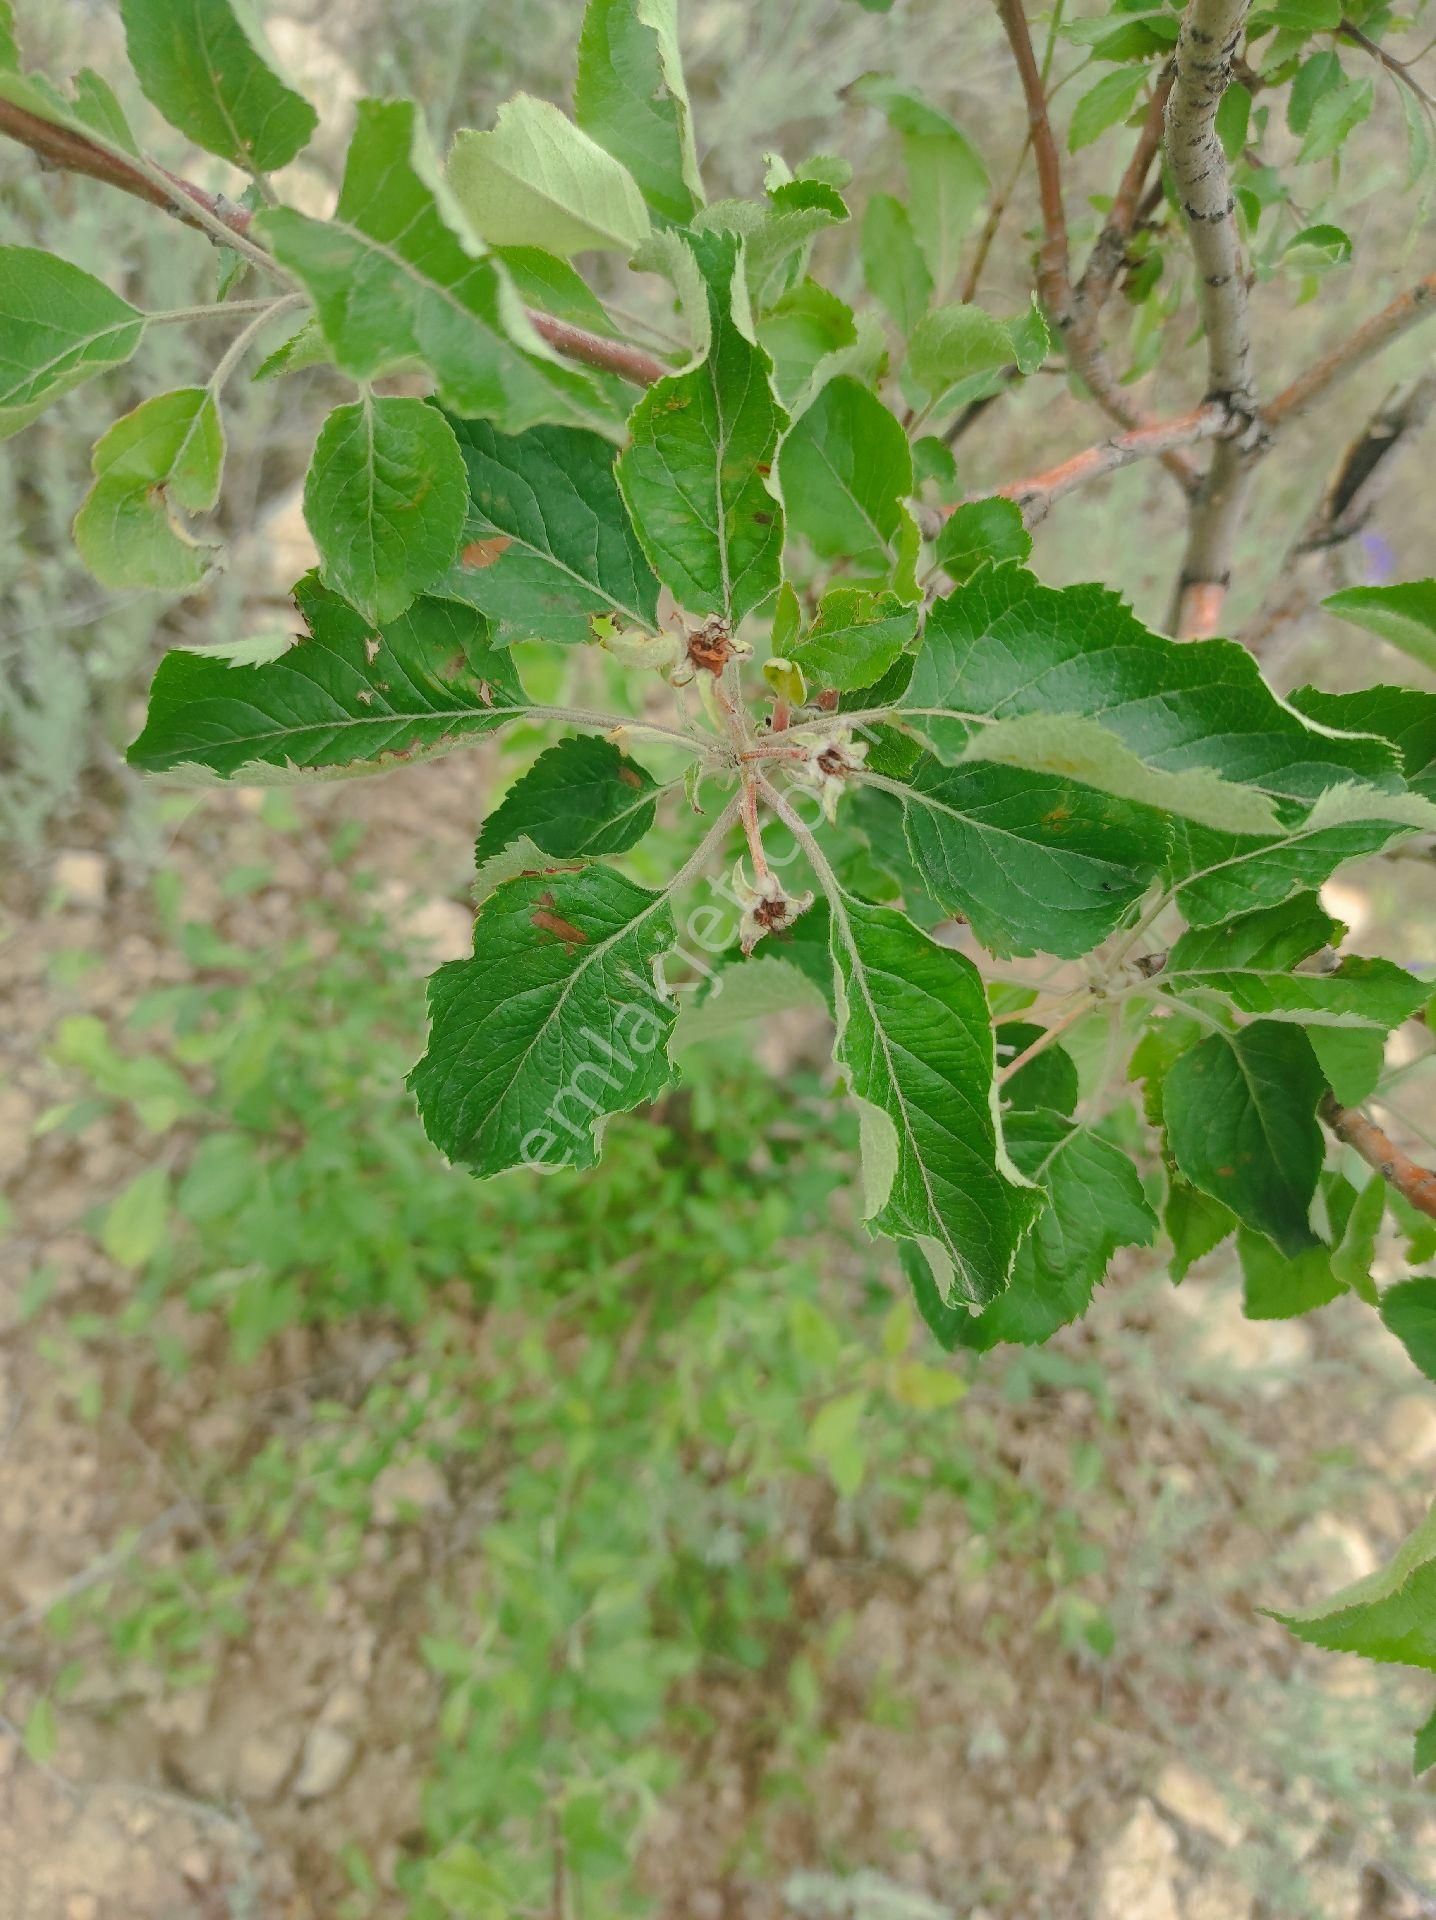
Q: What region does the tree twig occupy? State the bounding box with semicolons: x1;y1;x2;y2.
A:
1320;1091;1436;1221
1339;18;1436;110
993;0;1198;491
1080;64;1176;316
992;401;1227;523
1165;0;1258;637
1264;274;1436;429
0;94;665;388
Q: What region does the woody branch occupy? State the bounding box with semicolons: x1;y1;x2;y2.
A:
0;94;667;388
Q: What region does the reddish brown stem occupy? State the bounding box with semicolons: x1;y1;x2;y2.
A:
1080;65;1175;316
1320;1093;1436;1221
1264;275;1436;430
992;401;1226;523
0;94;664;388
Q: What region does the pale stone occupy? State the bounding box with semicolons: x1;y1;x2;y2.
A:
235;1727;301;1803
1155;1762;1242;1848
404;898;474;966
1382;1394;1436;1468
65;1897;100;1920
1292;1515;1379;1593
293;1725;356;1800
1181;1869;1254;1920
372;1456;450;1525
51;850;107;909
1096;1800;1181;1920
1174;1283;1313;1389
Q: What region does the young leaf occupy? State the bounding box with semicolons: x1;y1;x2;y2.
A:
907;303;1014;398
1238;1229;1342;1320
127;579;525;781
956;1113;1157;1348
778;375;915;588
789;588;917;694
0;246;143;438
474;737;659;862
258;100;610;435
409;865;680;1176
1166;1178;1236;1280
1323;581;1436;676
1380;1279;1436;1384
933;498;1032;583
894;755;1169;958
1415;1705;1436;1777
574;0;703;225
447;95;651;256
1269;1502;1436;1670
303;397;469;626
852;79;988;292
118;0;317;172
860;193;933;336
1068;67;1146;151
437;415;660;643
73;385;225;589
1162;1023;1326;1258
828;893;1041;1305
616;231;786;625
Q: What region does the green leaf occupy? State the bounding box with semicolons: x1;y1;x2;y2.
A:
1291;685;1436;801
436;415;659;643
616;231;786;624
1324;581;1436;675
1238;1228;1342;1320
475;737;658;862
934;498;1032;583
447;94;650;256
1288;49;1343;136
1068;67;1146;151
0;246;142;439
789;588;917;693
1381;1279;1436;1384
180;630;299;668
304;397;468;626
574;0;703;226
127;578;525;781
778;375;915;587
1280;223;1351;274
119;0;317;172
907;302;1014;398
861;193;932;336
101;1165;170;1269
1166;1178;1236;1279
258;100;610;435
997;1021;1079;1117
895;753;1169;958
409;864;680;1176
1167;812;1417;928
1331;1172;1383;1303
1163;1023;1325;1258
671;952;826;1052
957;1112;1156;1347
1297;73;1372;165
1161;894;1427;1059
901;568;1401;830
73;385;225;589
759;278;858;408
1269;1502;1436;1670
1415;1704;1436;1776
853;78;988;291
828;892;1040;1305
695;179;849;313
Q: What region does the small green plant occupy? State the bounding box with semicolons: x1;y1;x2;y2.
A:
6;0;1436;1766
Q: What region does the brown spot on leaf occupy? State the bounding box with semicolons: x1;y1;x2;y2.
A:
752;511;773;526
461;535;512;570
364;637;381;663
476;680;496;708
531;892;589;949
617;765;642;789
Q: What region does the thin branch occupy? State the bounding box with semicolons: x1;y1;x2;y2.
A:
990;401;1227;523
1080;64;1176;316
0;95;664;388
994;0;1198;490
1242;370;1436;652
1264;273;1436;429
1339;19;1436;110
1165;0;1258;638
1320;1091;1436;1221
